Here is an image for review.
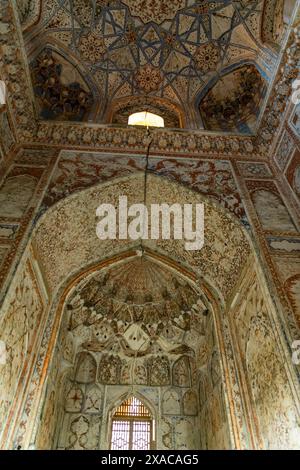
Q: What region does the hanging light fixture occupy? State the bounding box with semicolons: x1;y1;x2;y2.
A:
130;109;155;259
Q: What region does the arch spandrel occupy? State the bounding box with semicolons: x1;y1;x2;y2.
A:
32;173;251;303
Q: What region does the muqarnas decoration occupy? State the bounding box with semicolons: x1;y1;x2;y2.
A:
31;49;94;121
199;65;267;133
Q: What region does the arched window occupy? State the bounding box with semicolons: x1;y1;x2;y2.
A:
128;111;164;128
110;396;154;450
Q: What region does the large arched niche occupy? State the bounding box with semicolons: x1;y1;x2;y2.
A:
0;173;299;450
34;250;233;450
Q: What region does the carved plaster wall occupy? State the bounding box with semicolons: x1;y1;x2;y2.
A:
229;264;300;449
0;157;299;450
0;248;47;447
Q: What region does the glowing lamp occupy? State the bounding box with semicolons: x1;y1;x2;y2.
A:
128;111;164;128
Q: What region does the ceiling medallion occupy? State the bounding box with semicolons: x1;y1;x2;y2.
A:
78;31;107;63
194;43;221;74
135;64;163;93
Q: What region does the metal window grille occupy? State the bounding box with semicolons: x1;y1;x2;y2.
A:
110;397;153;450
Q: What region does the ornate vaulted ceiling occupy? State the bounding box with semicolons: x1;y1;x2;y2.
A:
66;256;207;362
80;257;199;308
17;0;290;133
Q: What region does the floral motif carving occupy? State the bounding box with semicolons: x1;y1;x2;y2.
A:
135;65;163;94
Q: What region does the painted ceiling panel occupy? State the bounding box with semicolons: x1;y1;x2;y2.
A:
18;0;287;132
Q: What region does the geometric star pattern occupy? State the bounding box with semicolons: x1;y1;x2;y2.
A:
20;0;285;132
